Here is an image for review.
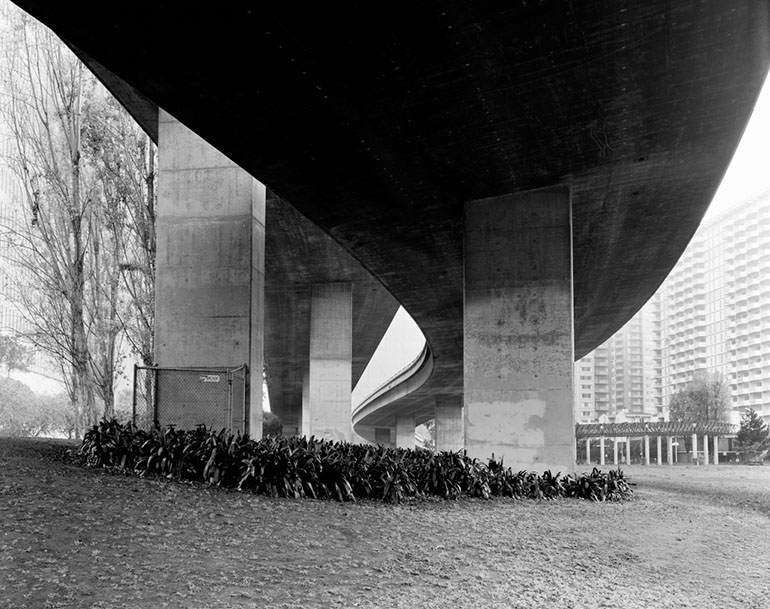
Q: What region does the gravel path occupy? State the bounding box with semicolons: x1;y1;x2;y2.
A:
1;438;769;608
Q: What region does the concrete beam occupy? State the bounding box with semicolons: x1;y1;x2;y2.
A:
644;435;651;466
625;438;631;464
374;427;392;447
692;434;698;464
463;187;574;472
155;110;264;435
307;283;352;442
434;395;463;452
599;436;605;466
395;415;415;449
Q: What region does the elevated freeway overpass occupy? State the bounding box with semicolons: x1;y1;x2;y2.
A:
14;1;770;471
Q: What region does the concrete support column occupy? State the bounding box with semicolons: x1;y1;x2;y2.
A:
692;434;698;464
586;439;592;465
613;438;618;465
713;435;719;465
703;434;709;465
625;437;631;464
435;395;464;452
300;367;310;437
644;435;651;466
657;436;663;465
667;437;674;465
395;415;416;449
155;110;265;436
464;187;574;472
374;427;392;447
307;283;353;442
599;436;606;466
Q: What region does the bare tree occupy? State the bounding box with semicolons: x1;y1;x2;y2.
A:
0;9;156;433
83;94;156;368
0;13;97;435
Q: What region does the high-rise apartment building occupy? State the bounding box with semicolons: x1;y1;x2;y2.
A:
574;296;661;423
660;191;770;424
577;190;770;426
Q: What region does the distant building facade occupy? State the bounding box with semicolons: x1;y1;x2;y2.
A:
576;190;770;426
574;296;661;424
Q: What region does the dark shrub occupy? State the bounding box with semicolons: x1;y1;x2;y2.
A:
81;420;634;504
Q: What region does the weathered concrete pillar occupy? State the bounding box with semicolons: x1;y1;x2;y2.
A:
702;434;709;465
573;438;578;465
644;435;651;466
586;439;592;465
625;437;631;464
692;434;698;464
307;283;352;442
435;395;464;452
155;110;265;436
395;415;416;449
599;436;606;466
374;427;392;447
667;436;674;465
464;187;574;473
713;435;719;465
300;367;310;437
613;438;619;465
657;436;663;465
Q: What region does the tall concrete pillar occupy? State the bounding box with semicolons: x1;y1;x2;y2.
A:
307;283;352;442
435;395;464;452
702;434;709;465
155;110;265;436
644;435;651;466
573;438;578;465
300;367;310;437
599;436;605;466
374;427;392;446
713;435;719;465
625;437;631;464
667;436;674;465
692;434;698;464
395;415;416;449
464;187;574;472
613;438;618;465
657;436;663;465
586;439;592;465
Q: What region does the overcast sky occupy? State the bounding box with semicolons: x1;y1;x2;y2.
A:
705;72;770;221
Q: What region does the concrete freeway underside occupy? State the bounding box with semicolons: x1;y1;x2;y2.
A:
264;191;399;435
15;1;770;435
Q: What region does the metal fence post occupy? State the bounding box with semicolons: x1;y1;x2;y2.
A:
227;370;234;430
132;363;138;425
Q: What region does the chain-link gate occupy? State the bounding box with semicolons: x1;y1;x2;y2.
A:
133;365;248;433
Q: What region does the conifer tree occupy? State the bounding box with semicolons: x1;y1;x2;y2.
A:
736;408;770;451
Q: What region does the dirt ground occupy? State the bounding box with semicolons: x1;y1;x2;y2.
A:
1;438;769;609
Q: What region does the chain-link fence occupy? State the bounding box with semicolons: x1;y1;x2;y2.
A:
133;365;248;433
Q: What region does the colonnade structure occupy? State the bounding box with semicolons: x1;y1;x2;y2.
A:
16;1;770;474
575;422;739;466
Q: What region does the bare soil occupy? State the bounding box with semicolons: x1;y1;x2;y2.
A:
1;438;769;609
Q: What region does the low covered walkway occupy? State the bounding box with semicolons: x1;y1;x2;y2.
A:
575;422;738;466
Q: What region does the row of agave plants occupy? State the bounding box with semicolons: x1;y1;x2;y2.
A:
80;419;634;503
